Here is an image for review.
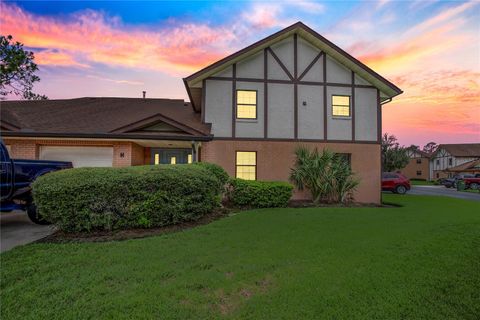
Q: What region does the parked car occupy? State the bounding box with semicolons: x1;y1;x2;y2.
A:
442;174;475;189
0;141;72;224
463;177;480;190
382;172;411;194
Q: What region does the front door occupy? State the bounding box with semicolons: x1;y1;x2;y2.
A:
151;148;192;165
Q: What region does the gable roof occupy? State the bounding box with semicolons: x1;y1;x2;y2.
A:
435;144;480;158
0;97;212;141
184;21;402;111
446;159;480;172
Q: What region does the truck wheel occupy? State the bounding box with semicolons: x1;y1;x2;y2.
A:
26;204;50;225
470;183;479;190
395;185;407;195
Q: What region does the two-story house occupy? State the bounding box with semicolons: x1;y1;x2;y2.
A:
1;22;402;203
399;148;431;180
430;144;480;179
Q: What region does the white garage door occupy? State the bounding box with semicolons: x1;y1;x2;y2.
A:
39;146;113;168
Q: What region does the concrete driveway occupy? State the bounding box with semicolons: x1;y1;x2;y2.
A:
409;185;480;202
1;211;55;253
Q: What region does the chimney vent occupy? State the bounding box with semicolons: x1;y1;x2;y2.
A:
142;91;146;99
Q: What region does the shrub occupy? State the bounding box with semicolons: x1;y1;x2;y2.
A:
289;146;360;204
229;178;293;208
193;162;229;191
32;164;223;232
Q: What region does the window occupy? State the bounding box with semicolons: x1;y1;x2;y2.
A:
336;153;351;169
236;90;257;119
187;154;192;164
154;153;160;165
170;156;176;164
448;158;453;166
236;151;256;180
416;159;422;164
436;173;439;178
416;171;422;176
436;159;440;166
332;95;350;117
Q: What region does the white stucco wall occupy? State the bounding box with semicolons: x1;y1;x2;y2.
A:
235;81;264;138
268;83;294;138
298;84;324;139
205;79;232;137
327;86;352;140
355;87;377;141
237;52;264;79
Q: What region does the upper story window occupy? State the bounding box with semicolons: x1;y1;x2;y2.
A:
448;158;453;166
236;90;257;119
416;159;422;164
236;151;256;180
332;95;351;117
436;159;440;166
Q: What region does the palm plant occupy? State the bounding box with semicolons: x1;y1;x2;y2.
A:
289;146;360;204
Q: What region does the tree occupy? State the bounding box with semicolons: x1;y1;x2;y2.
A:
0;35;47;100
423;142;438;155
289;146;360;204
407;144;420;151
382;133;409;172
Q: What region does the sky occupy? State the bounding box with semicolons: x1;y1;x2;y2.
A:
0;0;479;147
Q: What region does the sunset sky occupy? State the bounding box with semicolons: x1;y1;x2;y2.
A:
1;0;479;147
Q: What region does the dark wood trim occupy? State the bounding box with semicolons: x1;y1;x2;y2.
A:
377;89;381;143
206;76;375;89
298;51;323;81
232;64;237;138
264;48;268;138
294;33;298;79
267;47;294;81
235;150;258;180
351;71;355;142
294;33;298;139
214;137;380;144
323;53;327;140
184;22;402;96
201;79;206;123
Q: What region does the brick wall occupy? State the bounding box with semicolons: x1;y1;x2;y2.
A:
202;139;382;204
3;138;145;167
398;157;430;180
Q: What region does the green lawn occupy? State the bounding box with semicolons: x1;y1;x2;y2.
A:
410;179;436;185
1;194;479;319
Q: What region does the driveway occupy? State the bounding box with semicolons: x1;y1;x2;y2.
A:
409;185;480;202
1;211;55;253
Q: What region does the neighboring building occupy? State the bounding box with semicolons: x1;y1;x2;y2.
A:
430;144;480;179
399;149;430;180
0;22;402;203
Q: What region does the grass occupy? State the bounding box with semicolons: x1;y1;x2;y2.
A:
410;179;436;185
1;194;479;319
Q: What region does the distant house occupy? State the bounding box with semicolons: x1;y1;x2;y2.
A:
399;149;430;180
430;144;480;179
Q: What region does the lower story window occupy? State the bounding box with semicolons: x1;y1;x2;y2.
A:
416;170;422;176
236;151;256;180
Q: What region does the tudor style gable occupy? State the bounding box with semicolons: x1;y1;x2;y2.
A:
184;22;401;143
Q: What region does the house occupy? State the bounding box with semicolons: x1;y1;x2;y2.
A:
0;22;402;203
399;149;430;180
430;143;480;179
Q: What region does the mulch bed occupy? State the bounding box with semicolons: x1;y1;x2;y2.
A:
37;208;232;244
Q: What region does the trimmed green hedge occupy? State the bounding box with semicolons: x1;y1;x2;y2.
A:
193;162;230;191
229;178;293;208
32;164;227;232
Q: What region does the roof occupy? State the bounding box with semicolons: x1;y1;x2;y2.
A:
0;97;212;141
184;21;402;111
445;159;480;172
435;144;480;157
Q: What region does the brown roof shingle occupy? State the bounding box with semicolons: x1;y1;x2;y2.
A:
0;97;211;140
437;144;480;157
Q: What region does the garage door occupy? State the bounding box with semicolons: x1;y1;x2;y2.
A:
39;146;113;168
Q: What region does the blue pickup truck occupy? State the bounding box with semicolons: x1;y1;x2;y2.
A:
0;141;72;224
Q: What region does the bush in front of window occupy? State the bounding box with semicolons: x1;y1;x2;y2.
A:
289;146;360;204
193;162;230;192
32;164;224;232
228;179;293;208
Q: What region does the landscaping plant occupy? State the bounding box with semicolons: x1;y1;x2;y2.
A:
229;179;293;208
32;164;228;232
289;146;360;204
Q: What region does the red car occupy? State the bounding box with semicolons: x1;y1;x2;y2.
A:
382;172;411;194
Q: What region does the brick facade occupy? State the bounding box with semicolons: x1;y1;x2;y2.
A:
3;138;145;167
398;157;430;180
201;140;381;204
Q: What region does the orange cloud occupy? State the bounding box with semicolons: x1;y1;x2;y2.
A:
0;3;237;74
